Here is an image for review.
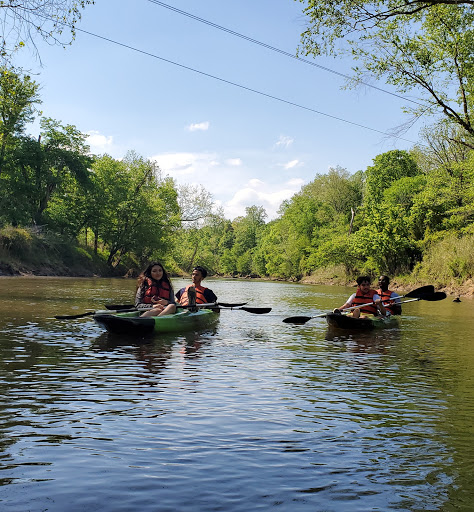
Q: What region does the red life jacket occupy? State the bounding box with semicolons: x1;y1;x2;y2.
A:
142;278;170;304
179;284;208;305
351;288;379;315
377;288;397;314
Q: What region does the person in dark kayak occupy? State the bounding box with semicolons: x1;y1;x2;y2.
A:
334;275;386;318
135;262;177;317
176;266;217;306
377;275;402;315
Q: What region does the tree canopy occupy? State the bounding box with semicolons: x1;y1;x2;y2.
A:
0;0;95;62
298;1;474;144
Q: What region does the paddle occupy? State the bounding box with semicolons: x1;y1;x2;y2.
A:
55;308;137;320
282;285;440;324
104;301;249;310
177;303;271;314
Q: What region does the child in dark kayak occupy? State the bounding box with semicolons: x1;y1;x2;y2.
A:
334;275;386;318
135;262;177;317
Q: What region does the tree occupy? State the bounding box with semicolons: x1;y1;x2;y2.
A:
364;150;420;205
13;117;92;224
85;152;179;267
0;66;40;176
0;0;95;62
298;1;474;143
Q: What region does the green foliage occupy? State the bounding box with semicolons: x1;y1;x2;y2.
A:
414;232;474;283
0;225;32;256
298;1;474;140
364;150;420;205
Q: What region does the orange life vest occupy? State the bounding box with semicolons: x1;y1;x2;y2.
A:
377;288;398;314
351;288;379;315
142;278;170;304
179;284;208;305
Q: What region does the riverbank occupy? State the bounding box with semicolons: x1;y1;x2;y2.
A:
2;257;472;298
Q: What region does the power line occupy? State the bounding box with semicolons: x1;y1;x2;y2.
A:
146;0;425;108
71;25;417;144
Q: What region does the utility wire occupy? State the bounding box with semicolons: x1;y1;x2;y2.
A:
69;25;417;144
146;0;425;108
19;7;417;144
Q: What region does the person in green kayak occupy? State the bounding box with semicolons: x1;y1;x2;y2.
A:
135;262;177;317
334;275;387;318
376;275;402;315
176;266;217;306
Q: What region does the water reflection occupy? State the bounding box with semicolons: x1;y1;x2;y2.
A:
1;277;474;511
325;325;402;354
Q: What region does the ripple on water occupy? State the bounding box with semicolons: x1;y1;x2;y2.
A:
0;279;473;511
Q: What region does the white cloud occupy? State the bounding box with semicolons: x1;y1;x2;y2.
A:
226;158;242;166
225;179;303;220
150;151;305;221
283;159;301;170
151;152;217;176
86;130;113;153
187;121;210;132
248;178;264;188
274;135;294;149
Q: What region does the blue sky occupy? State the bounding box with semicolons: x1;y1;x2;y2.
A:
15;0;422;220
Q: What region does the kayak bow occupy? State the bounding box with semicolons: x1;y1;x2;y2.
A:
326;312;399;330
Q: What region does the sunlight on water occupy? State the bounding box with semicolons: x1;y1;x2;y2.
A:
0;277;473;511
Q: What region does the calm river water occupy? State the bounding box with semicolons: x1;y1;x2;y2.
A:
0;276;473;511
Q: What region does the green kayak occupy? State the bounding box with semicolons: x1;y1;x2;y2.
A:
94;308;219;336
326;312;399;330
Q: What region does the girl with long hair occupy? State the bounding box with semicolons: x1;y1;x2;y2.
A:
135;262;176;317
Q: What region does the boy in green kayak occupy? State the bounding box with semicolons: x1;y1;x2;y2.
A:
176;266;217;306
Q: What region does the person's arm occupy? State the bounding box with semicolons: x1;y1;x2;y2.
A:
373;293;387;316
390;292;402;315
204;288;217;303
135;287;152;310
168;287;176;305
334;293;355;312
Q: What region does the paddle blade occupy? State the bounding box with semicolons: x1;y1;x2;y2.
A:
420;291;447;301
240;307;271;314
55;311;95;320
282;316;312;324
405;285;435;298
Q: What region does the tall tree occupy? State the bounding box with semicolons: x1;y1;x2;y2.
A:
0;66;40;176
13;117;92;224
85;152;179;267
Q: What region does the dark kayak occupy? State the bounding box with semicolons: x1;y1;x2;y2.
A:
326;312;399;330
94;309;219;336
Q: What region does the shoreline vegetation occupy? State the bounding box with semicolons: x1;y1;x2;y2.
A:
2;73;474;299
1;238;472;298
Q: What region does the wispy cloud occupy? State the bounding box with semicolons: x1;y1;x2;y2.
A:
151;152;216;176
187;121;210;132
274;135;294;149
283;159;301;170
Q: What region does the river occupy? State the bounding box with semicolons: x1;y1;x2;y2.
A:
0;276;473;511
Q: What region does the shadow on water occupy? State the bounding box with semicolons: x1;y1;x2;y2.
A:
324;325;402;354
